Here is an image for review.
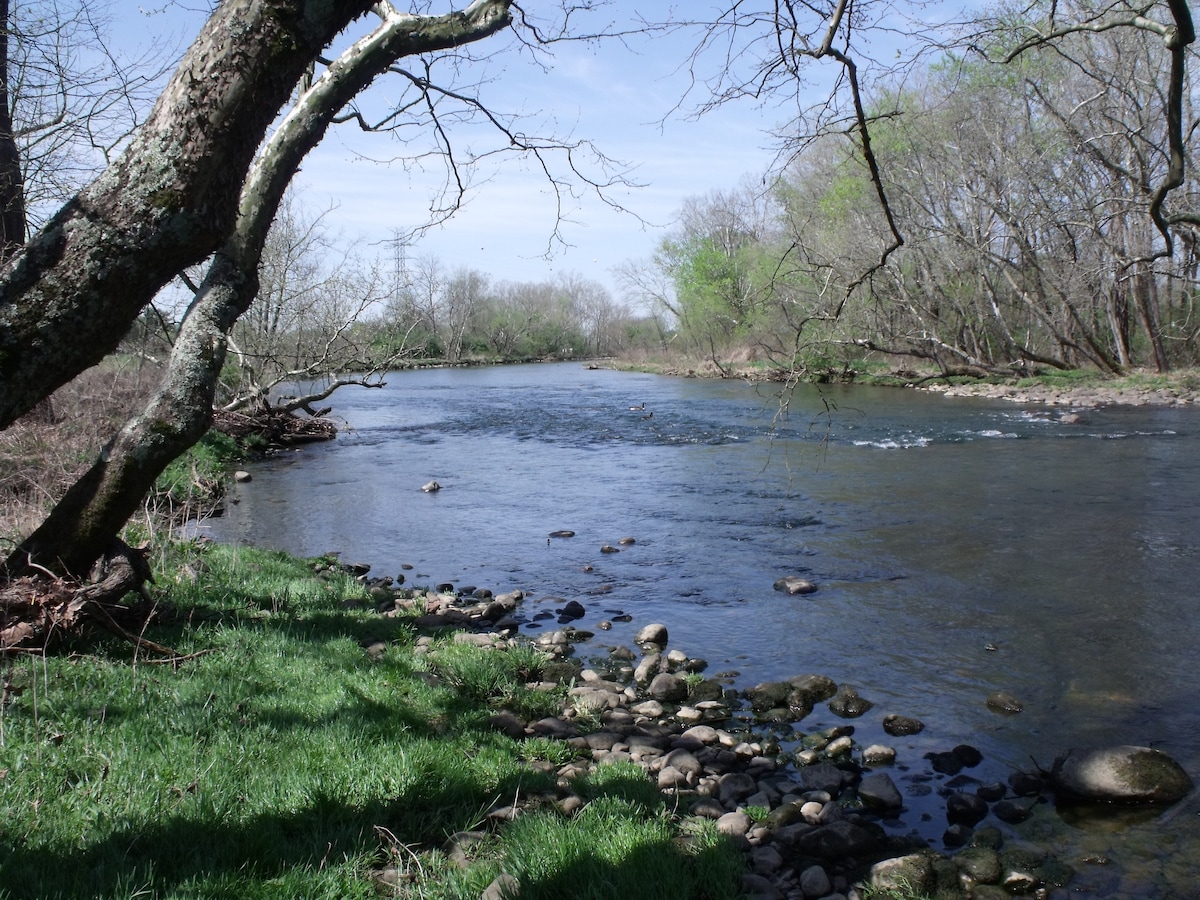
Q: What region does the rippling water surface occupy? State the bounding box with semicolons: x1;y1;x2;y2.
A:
202;362;1200;894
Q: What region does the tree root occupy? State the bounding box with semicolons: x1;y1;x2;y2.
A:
1;540;174;657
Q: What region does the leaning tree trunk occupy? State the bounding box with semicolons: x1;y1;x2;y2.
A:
0;0;376;432
4;258;249;577
4;0;514;579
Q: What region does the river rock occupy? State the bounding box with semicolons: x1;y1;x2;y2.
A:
746;681;790;711
421;480;441;492
788;673;838;703
630;699;664;717
977;782;1007;802
862;744;897;766
635;623;669;645
233;470;252;482
882;713;925;736
993;796;1039;824
773;575;818;595
647;672;688;702
489;711;526;739
717;771;759;805
559;600;586;620
796;763;846;796
986;690;1024;714
859;772;904;811
1008;770;1044;796
869;853;936;896
943;823;974;847
716;810;752;840
946;792;989;826
792;818;886;860
799;864;832;898
548;530;575;538
1050;745;1194;804
828;684;874;718
634;653;662;684
955;846;1002;884
657;765;689;790
682;724;723;745
927;744;983;775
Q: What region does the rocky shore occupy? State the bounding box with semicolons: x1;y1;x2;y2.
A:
324;559;1193;900
926;380;1200;408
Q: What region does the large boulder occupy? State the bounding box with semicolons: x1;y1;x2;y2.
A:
1050;745;1193;804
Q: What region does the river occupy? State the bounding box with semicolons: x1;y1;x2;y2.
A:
200;362;1200;895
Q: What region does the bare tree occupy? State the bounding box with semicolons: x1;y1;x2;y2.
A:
4;0;636;579
4;0;519;577
220;191;398;414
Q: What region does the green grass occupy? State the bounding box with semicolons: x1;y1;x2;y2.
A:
146;430;244;525
0;542;743;899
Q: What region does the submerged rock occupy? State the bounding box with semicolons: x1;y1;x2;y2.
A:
1050;745;1194;804
986;690;1024;714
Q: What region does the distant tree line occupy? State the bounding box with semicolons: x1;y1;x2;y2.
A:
124;196;669;415
377;256;664;365
625;9;1200;378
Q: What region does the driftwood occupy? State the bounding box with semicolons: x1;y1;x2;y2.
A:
212;408;336;446
1;540;170;656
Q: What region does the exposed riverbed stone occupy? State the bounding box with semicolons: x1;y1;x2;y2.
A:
828;684;874;718
647;672;688;702
956;846;1002;884
1050;745;1194;804
773;575;818;595
859;772;904;811
789;673;838;703
349;567;1120;898
635;622;669;645
882;713;925;736
869;853;936;896
799;863;832;897
862;744;897;766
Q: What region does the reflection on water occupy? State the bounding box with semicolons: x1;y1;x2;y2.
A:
200;363;1200;893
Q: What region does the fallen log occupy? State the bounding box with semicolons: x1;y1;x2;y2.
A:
212;408;337;447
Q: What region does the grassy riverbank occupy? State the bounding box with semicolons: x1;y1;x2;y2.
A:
0;542;743;900
604;357;1200;406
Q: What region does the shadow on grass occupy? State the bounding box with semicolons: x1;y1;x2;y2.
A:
0;764;742;900
0;764;518;899
510;840;744;900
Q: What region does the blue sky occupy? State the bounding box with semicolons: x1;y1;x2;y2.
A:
103;2;812;299
293;7;791;299
108;1;964;300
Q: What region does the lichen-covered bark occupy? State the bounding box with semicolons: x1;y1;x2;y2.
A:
6;260;246;577
5;0;513;578
0;0;376;431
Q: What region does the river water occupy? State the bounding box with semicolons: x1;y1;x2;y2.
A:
201;362;1200;895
